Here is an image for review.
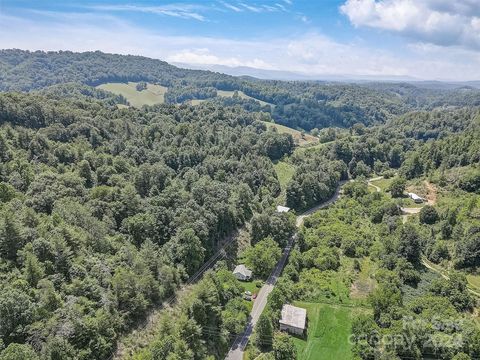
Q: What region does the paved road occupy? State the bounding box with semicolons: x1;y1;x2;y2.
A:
225;180;346;360
225;236;294;360
296;180;347;227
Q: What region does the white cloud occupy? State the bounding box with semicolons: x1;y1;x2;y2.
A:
340;0;480;49
220;1;243;12
0;10;479;80
91;4;207;21
167;48;275;69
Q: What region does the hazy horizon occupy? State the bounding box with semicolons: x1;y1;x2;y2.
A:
0;0;478;81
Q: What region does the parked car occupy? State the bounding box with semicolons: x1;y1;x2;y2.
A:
244;290;252;296
243;294;252;301
252;293;257;300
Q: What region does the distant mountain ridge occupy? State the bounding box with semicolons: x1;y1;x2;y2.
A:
1;49;480;132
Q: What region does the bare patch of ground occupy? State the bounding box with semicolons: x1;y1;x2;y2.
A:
350;279;375;299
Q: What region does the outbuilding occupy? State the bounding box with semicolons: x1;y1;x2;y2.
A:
279;304;307;335
408;192;424;204
276;205;291;213
233;264;252;281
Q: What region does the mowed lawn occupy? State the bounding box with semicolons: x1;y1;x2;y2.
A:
97;82;167;107
292;302;369;360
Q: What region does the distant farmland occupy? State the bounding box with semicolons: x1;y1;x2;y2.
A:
97;82;167;107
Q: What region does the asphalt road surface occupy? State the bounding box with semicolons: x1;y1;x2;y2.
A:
225;180;346;360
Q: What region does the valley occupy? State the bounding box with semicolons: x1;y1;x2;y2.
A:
0;50;479;360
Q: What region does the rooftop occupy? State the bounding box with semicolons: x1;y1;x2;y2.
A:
280;304;307;330
276;205;291;213
408;192;423;200
233;264;252;277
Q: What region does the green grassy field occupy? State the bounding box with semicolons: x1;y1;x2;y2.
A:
369;177;429;208
274;161;295;191
467;274;480;290
369;177;393;192
97;82;167;107
294;142;328;155
292;302;369;360
348;257;376;300
217;90;273;107
262;121;319;147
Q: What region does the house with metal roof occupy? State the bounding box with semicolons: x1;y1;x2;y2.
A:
233;264;252;281
407;192;424;203
279;304;307;335
276;205;291;213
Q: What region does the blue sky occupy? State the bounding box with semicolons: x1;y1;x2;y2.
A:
0;0;478;80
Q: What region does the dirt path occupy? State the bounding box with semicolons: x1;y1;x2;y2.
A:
422;257;480;298
367;176;383;193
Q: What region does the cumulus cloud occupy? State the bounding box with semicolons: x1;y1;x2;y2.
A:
167;48;275;69
340;0;480;49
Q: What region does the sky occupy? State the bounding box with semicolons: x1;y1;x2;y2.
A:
0;0;479;81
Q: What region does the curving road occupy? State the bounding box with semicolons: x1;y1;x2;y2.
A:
225;180;346;360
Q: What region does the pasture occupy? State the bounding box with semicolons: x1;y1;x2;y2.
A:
217;90;273;107
97;82;167;107
262;121;319;147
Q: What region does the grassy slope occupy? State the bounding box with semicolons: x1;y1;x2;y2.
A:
262;121;319;147
97;82;167;107
274;161;295;190
217;90;273;107
369;177;429;208
292;302;370;360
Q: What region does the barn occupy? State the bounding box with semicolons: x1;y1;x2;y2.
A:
279;304;307;335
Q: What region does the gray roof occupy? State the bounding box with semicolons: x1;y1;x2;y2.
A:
233;264;252;277
280;304;307;329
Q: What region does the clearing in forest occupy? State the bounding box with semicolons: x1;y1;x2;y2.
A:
97;82;167;107
262;121;319;147
292;302;370;360
217;90;273;107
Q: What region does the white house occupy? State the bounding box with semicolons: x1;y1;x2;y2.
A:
408;192;424;204
276;205;291;213
279;304;307;335
233;264;252;281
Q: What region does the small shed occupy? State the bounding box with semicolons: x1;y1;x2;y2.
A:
408;192;424;203
233;264;252;281
279;304;307;335
276;205;291;213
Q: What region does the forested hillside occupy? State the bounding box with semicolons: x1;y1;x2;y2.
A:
0;92;297;359
0;49;480;360
3;50;480;132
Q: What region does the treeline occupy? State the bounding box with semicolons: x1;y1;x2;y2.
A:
133;209;297;360
285;151;346;211
4;50;480;133
0;93;295;359
291;107;480;183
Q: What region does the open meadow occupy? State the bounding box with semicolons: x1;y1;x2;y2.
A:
97;82;167;107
